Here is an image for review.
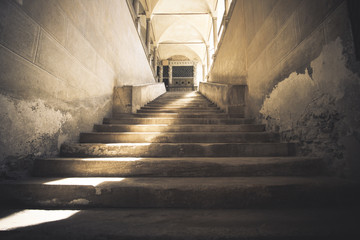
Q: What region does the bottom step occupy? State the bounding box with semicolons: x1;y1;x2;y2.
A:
0;177;359;208
60;143;296;157
0;208;359;239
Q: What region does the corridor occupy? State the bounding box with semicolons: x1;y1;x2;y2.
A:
1;0;360;239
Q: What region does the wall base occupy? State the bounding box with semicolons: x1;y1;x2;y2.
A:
199;82;248;117
113;83;166;114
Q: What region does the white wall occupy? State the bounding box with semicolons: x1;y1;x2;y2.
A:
0;0;155;178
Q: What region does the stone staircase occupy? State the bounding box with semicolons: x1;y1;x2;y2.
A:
1;91;359;239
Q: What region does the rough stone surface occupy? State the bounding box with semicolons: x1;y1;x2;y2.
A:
1;176;359;208
199;82;247;115
32;157;324;177
260;39;360;179
0;208;359;239
0;0;156;178
209;0;360;178
113;83;167;114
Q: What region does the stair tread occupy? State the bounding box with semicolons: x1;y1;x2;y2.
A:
0;208;358;239
33;157;323;177
61;142;294;157
82;131;275;135
37;156;321;163
2;176;357;188
80;131;280;143
96;124;263;126
108;117;249;120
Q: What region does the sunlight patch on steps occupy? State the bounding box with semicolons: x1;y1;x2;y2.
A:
104;143;152;146
72;157;145;161
0;209;80;231
44;177;125;186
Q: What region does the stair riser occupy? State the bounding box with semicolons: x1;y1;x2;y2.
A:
1;182;357;209
151;99;211;103
60;143;295;158
147;103;216;107
33;158;324;177
104;118;253;125
141;106;220;110
79;133;280;143
137;109;222;113
93;124;265;132
113;113;237;119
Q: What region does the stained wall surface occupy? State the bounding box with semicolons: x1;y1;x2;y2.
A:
0;0;155;178
210;0;360;179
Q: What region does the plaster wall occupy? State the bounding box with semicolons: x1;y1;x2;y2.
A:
0;0;155;178
113;83;166;114
199;82;247;116
209;0;360;178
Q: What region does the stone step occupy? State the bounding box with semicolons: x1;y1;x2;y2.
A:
32;157;324;177
60;142;295;158
1;208;358;239
1;177;359;209
150;101;213;106
79;132;280;143
155;96;206;100
151;98;211;102
141;106;220;110
146;103;216;107
113;113;239;119
104;117;254;125
94;124;266;132
137;109;223;113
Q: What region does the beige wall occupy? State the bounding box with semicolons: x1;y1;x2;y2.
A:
210;0;354;114
210;0;360;179
0;0;155;178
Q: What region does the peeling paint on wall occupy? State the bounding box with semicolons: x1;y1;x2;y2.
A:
260;38;360;178
0;95;70;178
0;93;112;179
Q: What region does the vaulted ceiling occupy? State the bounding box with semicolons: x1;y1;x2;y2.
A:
140;0;220;64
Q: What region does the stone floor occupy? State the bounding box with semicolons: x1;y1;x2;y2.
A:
1;207;359;240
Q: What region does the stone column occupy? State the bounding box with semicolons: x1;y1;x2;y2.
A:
169;64;173;85
193;62;197;90
160;65;163;82
202;64;206;82
224;0;230;31
149;52;153;67
212;17;218;50
153;46;158;75
134;0;140;33
225;0;229;16
145;18;151;54
206;44;210;72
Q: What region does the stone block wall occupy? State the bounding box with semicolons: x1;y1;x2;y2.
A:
210;0;360;179
0;0;155;178
113;83;166;114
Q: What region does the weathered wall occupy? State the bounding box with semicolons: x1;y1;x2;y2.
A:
199;82;247;117
210;0;360;178
0;0;155;178
113;83;166;114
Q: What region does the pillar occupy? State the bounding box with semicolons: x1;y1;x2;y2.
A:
169;65;173;85
193;62;197;90
225;0;229;16
206;44;210;73
145;18;151;54
134;0;140;33
160;65;163;82
202;64;206;82
153;46;158;75
224;0;230;30
212;17;218;50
